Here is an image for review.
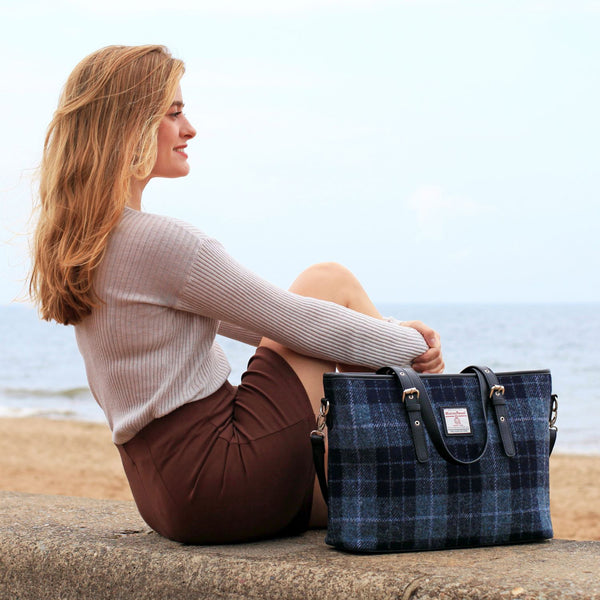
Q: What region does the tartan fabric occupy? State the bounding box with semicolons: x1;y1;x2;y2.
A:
323;371;553;552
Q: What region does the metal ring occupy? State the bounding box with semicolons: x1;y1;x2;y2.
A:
550;394;558;427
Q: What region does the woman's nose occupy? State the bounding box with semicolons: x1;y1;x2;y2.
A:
182;116;196;139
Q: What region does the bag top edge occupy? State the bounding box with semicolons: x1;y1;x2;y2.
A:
323;369;551;381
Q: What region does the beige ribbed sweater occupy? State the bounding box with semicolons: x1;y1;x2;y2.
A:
75;208;428;444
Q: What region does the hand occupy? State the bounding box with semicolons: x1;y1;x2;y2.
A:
401;320;445;374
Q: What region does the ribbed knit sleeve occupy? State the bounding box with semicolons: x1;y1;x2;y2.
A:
176;236;428;369
216;321;262;347
75;209;428;444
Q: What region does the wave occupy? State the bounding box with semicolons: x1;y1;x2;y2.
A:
0;406;78;419
0;386;92;399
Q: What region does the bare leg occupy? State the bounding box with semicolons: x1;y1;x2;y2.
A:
259;262;384;528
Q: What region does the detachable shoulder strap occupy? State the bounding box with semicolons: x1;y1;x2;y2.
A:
311;431;328;505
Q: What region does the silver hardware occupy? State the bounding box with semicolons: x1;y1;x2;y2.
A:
310;400;330;438
414;420;420;426
550;394;558;429
489;384;505;399
402;387;420;402
500;416;505;422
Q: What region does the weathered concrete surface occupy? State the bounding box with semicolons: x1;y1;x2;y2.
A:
1;490;598;600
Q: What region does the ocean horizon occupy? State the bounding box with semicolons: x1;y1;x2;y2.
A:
1;301;598;455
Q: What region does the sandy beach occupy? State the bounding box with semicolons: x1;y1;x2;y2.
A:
0;417;598;541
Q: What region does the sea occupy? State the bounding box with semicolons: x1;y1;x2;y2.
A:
0;302;598;455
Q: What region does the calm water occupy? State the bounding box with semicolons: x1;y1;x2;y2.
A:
1;303;598;454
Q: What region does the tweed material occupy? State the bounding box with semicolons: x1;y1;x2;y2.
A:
323;370;553;553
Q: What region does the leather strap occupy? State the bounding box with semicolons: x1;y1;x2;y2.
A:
404;392;429;463
310;432;328;505
462;366;516;457
549;428;557;454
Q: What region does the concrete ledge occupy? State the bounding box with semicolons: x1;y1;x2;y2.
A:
1;491;599;600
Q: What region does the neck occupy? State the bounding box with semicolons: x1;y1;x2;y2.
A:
127;178;149;211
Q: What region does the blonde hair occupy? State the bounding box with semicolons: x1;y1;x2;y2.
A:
29;45;184;325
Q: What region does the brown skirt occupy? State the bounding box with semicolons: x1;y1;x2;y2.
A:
116;346;316;545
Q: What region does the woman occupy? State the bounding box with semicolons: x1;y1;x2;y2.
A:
29;45;444;544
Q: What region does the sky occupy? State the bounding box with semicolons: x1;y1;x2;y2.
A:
1;0;599;307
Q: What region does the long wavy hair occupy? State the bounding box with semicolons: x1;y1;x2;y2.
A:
29;45;184;325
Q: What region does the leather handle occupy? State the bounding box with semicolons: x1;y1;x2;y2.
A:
378;366;491;466
462;366;516;457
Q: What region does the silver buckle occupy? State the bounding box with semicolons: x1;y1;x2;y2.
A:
489;384;505;399
402;387;420;402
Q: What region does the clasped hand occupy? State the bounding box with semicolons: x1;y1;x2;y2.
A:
401;320;445;374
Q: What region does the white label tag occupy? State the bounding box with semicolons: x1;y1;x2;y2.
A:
442;407;472;435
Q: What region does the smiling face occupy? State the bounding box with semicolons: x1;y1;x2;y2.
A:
150;85;196;179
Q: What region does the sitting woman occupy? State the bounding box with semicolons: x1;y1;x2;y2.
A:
29;45;444;544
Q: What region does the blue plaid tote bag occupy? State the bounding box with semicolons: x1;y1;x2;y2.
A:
311;365;557;553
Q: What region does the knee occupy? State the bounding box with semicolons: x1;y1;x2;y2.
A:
304;261;352;280
299;262;355;289
289;262;360;306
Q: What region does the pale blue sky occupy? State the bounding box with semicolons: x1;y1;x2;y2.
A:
1;0;599;306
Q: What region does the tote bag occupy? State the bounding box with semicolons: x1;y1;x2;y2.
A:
312;365;557;553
